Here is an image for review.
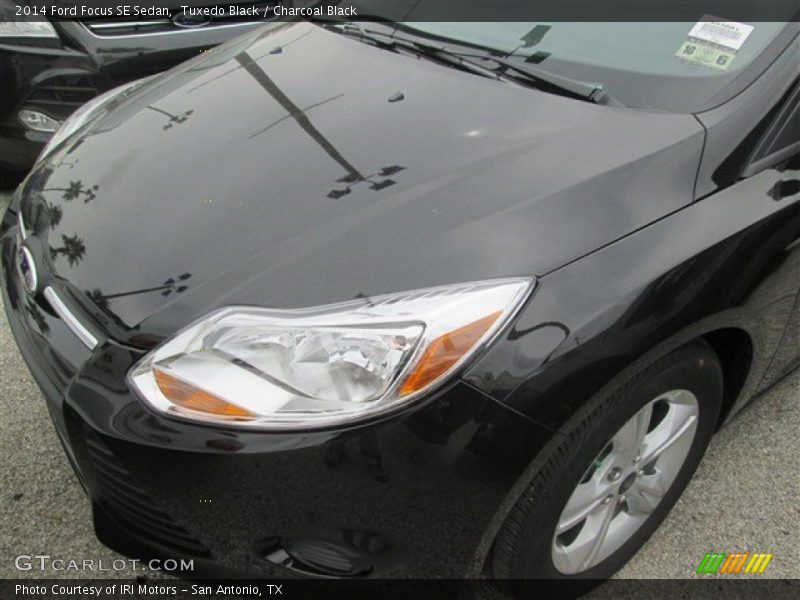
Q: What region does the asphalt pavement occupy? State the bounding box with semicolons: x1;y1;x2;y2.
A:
0;189;798;593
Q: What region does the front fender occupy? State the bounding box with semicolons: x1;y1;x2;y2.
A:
465;159;800;432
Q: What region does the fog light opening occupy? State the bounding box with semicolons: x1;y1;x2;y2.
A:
256;536;374;578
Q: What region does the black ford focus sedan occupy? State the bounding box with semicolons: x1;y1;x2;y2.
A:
2;14;799;597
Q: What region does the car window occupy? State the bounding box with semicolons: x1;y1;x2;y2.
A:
327;4;799;112
759;96;800;157
401;22;793;112
745;81;800;175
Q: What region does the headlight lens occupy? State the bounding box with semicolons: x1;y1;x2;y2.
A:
0;20;57;39
129;278;532;429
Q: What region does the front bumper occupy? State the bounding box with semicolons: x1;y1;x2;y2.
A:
0;218;555;579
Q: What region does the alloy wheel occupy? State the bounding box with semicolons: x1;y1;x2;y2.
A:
551;389;699;574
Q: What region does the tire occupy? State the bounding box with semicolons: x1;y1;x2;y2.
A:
492;341;723;598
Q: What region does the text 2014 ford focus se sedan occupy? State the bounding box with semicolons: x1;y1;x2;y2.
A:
2;16;799;597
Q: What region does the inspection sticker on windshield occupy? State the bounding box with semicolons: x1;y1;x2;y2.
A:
676;17;753;71
688;19;753;51
676;40;737;71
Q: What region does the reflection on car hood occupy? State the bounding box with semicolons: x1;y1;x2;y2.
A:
21;22;704;343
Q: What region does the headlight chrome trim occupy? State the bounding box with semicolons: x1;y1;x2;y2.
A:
127;278;535;431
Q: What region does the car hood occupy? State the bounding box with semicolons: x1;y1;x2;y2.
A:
21;22;704;344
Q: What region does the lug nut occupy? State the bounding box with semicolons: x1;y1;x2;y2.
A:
608;467;623;482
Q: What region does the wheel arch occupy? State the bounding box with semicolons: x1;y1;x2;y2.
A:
701;327;754;429
468;319;760;578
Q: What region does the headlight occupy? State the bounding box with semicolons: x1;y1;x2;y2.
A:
129;278;532;430
0;19;57;39
36;76;152;163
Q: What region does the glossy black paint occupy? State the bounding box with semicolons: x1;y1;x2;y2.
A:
17;23;703;340
1;255;553;577
465;33;800;431
2;20;799;580
466;160;800;427
0;18;263;171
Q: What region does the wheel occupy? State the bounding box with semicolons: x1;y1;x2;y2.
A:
492;341;723;597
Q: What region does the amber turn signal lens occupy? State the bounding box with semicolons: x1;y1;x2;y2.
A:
399;311;501;396
154;369;256;419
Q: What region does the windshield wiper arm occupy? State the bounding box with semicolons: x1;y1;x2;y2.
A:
485;57;622;106
324;23;621;106
324;23;514;82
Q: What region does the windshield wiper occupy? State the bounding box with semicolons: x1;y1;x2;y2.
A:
481;56;622;106
323;23;512;82
324;23;621;106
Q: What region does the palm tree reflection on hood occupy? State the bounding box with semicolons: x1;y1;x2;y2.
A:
44;180;99;204
85;272;193;316
45;203;63;229
50;233;86;267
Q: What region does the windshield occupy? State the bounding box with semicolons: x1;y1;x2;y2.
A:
404;22;792;111
321;7;797;112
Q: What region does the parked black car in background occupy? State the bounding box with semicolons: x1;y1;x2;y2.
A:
2;10;799;599
0;1;288;177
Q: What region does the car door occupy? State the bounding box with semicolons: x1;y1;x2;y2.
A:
745;79;800;388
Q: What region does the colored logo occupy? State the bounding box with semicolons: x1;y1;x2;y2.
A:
696;552;773;574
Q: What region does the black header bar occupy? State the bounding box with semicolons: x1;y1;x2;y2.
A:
3;1;800;23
